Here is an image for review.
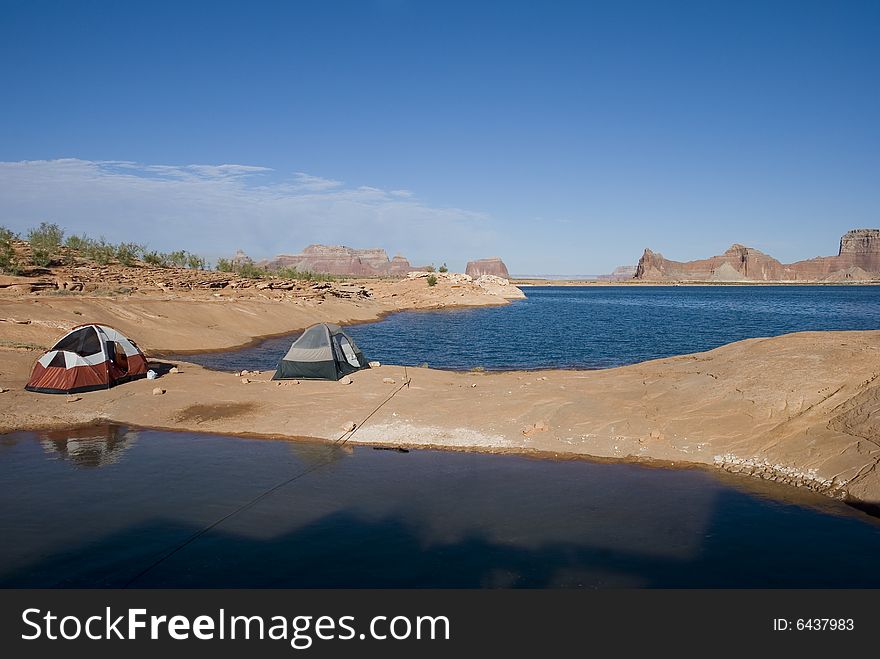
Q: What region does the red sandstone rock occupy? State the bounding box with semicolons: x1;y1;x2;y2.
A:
261;245;420;277
388;255;414;275
634;229;880;282
465;257;510;279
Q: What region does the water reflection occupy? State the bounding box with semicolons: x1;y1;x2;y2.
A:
2;427;880;588
283;438;353;466
39;425;139;469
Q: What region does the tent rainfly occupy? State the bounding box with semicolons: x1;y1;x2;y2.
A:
25;324;148;394
272;323;368;381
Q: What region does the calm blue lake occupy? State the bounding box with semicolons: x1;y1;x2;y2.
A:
180;285;880;372
7;286;877;588
2;426;880;588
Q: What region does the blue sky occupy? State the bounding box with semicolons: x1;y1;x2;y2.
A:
1;0;878;273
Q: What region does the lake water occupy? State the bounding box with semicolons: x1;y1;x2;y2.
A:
3;425;880;588
6;286;880;588
179;285;880;372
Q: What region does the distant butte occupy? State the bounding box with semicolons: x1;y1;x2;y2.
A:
465;257;510;279
259;245;426;277
596;265;637;281
634;229;880;282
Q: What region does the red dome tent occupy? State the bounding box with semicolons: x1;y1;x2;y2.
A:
25;324;148;394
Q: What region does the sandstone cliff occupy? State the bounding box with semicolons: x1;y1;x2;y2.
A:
596;265;637;281
634;229;880;282
261;245;420;277
465;257;510;279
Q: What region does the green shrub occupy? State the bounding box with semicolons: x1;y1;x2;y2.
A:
424;265;435;273
0;226;20;274
87;237;116;265
273;266;300;279
64;234;89;251
236;262;265;279
143;251;167;267
438;263;448;273
186;253;206;270
216;258;234;272
28;222;64;266
165;250;187;268
426;274;438;287
273;266;335;282
115;242;143;266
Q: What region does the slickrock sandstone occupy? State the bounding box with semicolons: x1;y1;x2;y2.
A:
3;331;880;506
406;270;525;299
261;245;422;277
635;229;880;282
473;274;526;299
465;257;510;279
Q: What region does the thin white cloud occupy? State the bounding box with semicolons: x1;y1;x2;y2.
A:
291;172;342;191
187;164;273;178
0;159;496;266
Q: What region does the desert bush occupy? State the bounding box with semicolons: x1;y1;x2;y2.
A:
438;263;448;273
85;237;115;265
28;222;64;266
64;234;89;251
115;242;143;266
64;233;138;266
0;226;20;274
426;274;438;287
143;251;167;267
272;266;295;278
186;253;206;270
274;266;335;282
165;250;187;268
216;258;234;272
236;262;265;279
424;265;435;273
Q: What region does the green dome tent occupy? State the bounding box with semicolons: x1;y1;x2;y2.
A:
272;323;369;381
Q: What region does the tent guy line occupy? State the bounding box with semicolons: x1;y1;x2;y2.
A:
120;376;412;588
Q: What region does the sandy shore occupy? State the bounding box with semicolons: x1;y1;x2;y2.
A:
0;275;520;353
2;293;880;507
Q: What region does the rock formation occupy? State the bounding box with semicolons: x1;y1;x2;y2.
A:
634;229;880;282
465;257;510;279
231;249;252;269
407;270;525;300
389;255;414;276
260;245;422;277
596;265;637;281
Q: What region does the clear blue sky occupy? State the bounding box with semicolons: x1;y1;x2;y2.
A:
1;0;878;273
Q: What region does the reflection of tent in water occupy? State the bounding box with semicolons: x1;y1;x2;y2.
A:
273;323;369;381
40;425;138;468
